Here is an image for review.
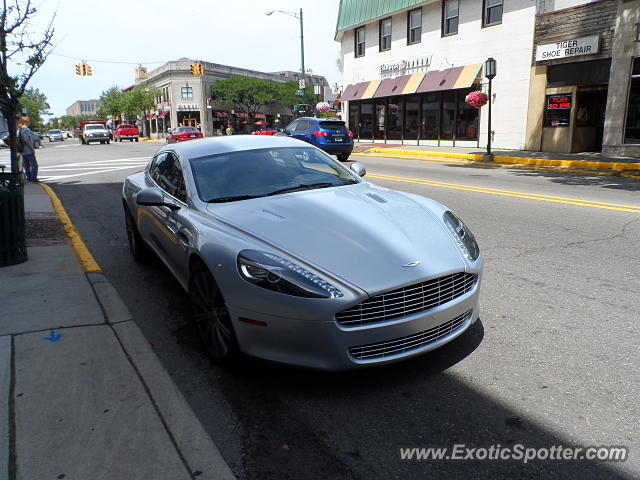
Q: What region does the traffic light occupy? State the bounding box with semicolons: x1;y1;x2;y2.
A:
191;62;204;76
84;63;93;76
75;64;83;75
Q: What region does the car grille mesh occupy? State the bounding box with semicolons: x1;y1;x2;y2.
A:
336;272;477;327
349;310;472;361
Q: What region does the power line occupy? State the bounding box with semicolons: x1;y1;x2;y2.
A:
50;52;166;65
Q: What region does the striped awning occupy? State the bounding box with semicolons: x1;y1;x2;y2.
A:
416;64;482;93
341;64;482;101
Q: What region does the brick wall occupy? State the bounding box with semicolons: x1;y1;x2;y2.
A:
533;0;617;65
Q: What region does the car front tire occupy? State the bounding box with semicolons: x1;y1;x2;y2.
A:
124;206;149;263
189;264;238;363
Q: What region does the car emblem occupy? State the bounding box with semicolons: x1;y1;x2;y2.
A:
403;261;421;267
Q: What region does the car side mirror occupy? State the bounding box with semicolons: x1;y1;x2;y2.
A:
136;187;180;210
349;162;366;177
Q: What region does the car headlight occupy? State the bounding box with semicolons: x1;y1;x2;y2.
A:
443;211;480;261
237;249;343;298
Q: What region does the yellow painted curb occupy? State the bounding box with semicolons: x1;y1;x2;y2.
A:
38;183;102;273
139;137;162;142
367;148;640;171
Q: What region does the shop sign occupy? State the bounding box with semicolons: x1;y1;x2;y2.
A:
379;56;432;76
546;94;572;110
535;35;599;62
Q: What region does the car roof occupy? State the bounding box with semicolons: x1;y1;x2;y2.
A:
159;135;308;159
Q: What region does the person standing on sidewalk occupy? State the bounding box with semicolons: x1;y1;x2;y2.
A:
18;116;38;183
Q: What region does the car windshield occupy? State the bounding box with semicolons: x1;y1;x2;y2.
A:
49;130;61;134
119;124;134;129
190;146;360;203
85;125;105;130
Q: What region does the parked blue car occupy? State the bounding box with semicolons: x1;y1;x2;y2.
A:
280;117;354;161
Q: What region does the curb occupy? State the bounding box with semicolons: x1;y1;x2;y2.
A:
35;183;237;479
139;137;163;142
368;147;640;172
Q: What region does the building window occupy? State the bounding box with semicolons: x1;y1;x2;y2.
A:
407;8;422;45
379;18;392;52
355;26;366;57
545;93;573;127
162;86;170;102
181;87;193;99
636;23;640;42
483;0;503;27
443;0;459;36
624;57;640;144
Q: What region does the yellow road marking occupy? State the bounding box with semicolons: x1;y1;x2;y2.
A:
38;183;102;272
367;173;640;214
353;152;640;179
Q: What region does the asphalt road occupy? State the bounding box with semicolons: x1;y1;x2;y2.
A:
35;139;640;479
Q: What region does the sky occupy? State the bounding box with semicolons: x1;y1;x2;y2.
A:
20;0;342;117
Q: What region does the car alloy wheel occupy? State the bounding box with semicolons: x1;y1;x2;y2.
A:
124;207;148;262
189;265;238;362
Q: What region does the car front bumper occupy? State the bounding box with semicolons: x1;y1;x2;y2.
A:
227;279;481;370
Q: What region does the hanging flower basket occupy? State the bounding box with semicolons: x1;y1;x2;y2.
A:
316;102;331;112
465;91;488;108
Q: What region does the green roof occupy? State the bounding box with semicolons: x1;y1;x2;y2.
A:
335;0;424;34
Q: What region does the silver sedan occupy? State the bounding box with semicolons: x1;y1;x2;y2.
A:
122;136;482;370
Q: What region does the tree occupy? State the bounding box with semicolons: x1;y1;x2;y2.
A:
210;76;280;119
97;85;123;121
275;81;316;116
48;114;95;130
18;86;50;128
122;84;160;119
0;0;55;173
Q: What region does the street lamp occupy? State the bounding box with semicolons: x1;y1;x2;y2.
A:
266;8;306;105
484;57;497;160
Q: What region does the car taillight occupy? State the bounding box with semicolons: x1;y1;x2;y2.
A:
314;131;328;137
347;131;354;137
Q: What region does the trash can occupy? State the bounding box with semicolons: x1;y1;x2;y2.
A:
0;171;27;266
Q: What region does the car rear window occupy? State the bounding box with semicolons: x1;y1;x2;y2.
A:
179;127;198;133
119;124;134;129
319;121;346;131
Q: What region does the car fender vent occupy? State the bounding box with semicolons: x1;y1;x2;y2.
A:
364;193;388;203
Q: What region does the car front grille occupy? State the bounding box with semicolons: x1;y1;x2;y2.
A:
348;310;472;361
336;272;477;327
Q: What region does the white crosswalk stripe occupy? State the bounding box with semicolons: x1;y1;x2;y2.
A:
39;157;150;181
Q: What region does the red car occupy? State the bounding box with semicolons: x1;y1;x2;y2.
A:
166;127;203;143
114;124;139;142
251;127;280;135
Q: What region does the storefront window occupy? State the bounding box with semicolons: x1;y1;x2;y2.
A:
360;102;374;140
349;103;359;137
456;90;479;140
387;97;403;140
441;91;456;140
545;93;572;127
421;93;440;140
624;57;640;144
374;102;386;141
404;95;420;140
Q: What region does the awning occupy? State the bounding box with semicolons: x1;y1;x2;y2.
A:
148;114;157;119
235;112;249;117
255;113;266;119
340;81;370;102
373;75;412;98
158;111;169;118
416;64;482;93
214;111;228;117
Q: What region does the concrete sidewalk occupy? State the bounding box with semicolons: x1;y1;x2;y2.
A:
352;142;640;174
1;183;235;479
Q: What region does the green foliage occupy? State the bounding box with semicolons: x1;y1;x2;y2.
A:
97;86;124;118
18;87;51;128
210;76;281;116
123;85;161;117
275;81;315;116
48;114;96;130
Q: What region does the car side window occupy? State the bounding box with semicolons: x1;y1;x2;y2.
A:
285;121;298;134
150;153;187;203
148;153;166;182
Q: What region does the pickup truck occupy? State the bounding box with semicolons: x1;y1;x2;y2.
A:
114;124;139;142
82;123;111;145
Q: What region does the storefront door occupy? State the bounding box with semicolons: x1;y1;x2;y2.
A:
576;88;607;151
374;102;386;141
182;117;196;127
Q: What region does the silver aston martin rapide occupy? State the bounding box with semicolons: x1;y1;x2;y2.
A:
122;135;482;370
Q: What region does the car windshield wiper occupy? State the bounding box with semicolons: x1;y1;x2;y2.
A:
206;194;266;203
266;182;335;196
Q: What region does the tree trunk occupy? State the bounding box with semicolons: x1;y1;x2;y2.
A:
6;105;20;174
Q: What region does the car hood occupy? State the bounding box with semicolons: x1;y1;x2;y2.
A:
206;183;466;295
